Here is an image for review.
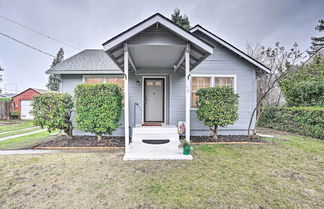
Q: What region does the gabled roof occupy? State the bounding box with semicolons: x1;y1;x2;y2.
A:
102;13;214;54
12;88;57;99
46;49;122;74
30;88;57;94
190;25;271;73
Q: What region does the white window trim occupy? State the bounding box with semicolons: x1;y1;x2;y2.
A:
190;74;237;110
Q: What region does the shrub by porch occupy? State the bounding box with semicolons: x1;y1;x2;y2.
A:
74;83;123;141
196;86;239;139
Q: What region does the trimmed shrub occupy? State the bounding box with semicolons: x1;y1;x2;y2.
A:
31;93;73;136
258;106;324;139
74;83;123;141
196;87;239;139
10;110;20;119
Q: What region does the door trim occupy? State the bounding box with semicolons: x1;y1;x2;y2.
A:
142;76;166;124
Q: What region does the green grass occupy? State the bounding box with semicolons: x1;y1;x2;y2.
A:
0;130;51;149
0;130;323;208
0;127;42;138
0;121;34;133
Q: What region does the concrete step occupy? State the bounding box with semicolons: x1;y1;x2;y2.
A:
132;125;178;135
132;133;179;142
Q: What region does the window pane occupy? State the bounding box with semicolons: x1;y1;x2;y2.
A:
85;77;105;84
191;77;211;107
215;77;234;88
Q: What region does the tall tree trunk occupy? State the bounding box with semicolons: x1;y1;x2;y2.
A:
98;135;102;141
212;124;218;140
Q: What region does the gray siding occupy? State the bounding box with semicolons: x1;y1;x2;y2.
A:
190;33;257;135
60;33;257;136
170;71;185;125
60;71;172;136
128;24;186;46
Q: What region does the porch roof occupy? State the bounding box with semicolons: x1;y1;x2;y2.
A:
102;13;214;72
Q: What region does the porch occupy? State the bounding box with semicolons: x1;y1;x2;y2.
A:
102;14;213;160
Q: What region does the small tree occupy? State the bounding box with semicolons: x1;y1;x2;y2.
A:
171;8;191;30
74;83;123;141
246;42;303;136
31;93;73;136
196;87;239;140
47;48;64;91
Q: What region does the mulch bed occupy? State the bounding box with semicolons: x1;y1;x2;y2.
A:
36;135;125;148
35;134;268;148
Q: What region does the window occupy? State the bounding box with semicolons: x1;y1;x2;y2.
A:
191;77;211;108
215;77;234;87
84;76;124;90
84;77;104;84
191;75;236;108
84;75;125;104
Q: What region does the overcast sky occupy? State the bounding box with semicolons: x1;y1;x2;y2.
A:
0;0;323;93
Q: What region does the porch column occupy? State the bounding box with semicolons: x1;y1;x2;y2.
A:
185;43;191;142
124;43;129;152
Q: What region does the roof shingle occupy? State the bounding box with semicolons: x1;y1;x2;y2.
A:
46;49;121;74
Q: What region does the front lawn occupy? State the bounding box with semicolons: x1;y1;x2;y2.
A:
0;131;52;150
0;130;323;208
0;121;34;132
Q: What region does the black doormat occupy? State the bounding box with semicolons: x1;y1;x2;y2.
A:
142;139;170;144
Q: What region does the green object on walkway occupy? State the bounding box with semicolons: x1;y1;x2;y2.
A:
183;146;192;155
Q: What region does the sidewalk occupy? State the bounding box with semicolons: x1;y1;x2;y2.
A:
0;129;46;142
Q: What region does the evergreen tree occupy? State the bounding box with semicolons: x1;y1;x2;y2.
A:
171;8;191;30
47;48;64;91
308;19;324;55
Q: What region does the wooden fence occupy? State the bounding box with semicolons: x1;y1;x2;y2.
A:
0;101;13;120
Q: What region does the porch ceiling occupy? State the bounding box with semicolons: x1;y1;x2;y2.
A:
107;43;206;72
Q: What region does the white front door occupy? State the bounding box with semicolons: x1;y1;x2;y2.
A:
21;100;34;120
144;78;164;122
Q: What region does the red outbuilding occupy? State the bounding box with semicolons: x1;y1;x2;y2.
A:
12;88;55;119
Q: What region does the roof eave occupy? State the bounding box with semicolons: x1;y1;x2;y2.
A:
190;25;271;74
46;70;124;75
102;13;214;55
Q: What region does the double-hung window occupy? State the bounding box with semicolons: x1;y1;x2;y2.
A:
191;75;236;108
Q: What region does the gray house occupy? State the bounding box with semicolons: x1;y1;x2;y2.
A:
47;13;270;160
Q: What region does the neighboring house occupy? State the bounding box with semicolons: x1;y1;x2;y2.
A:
46;13;270;159
12;88;56;120
0;93;16;98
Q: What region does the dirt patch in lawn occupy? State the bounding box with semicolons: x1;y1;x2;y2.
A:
190;135;268;143
35;135;125;148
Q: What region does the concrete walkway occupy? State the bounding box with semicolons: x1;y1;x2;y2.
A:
0;129;46;142
0;149;60;155
0;149;117;155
